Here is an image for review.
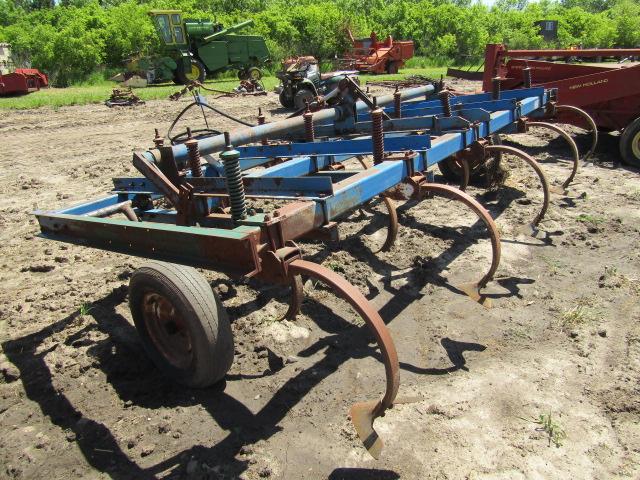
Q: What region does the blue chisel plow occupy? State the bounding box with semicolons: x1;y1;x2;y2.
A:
34;81;583;458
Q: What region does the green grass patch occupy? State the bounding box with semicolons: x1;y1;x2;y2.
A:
360;66;449;84
0;66;458;110
0;77;279;110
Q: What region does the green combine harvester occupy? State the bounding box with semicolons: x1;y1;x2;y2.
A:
133;10;270;85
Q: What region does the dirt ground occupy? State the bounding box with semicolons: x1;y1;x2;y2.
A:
1;81;639;480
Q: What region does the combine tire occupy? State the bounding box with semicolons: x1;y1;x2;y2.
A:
619;117;640;168
129;261;234;388
294;88;315;110
176;59;206;85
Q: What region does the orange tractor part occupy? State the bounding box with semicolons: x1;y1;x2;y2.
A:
342;30;414;74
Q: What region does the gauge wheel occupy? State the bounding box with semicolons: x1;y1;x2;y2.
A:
237;68;249;81
619;116;640;168
129;261;234;387
176;58;206;85
293;88;315;110
247;67;262;80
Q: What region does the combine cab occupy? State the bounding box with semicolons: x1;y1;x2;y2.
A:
341;30;414;74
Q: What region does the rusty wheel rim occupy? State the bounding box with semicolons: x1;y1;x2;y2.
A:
141;292;193;370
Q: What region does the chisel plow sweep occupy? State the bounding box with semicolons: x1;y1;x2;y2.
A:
34;80;588;458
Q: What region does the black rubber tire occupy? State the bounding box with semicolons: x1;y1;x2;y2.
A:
279;89;294;109
619;116;640;168
247;67;262;80
129;261;234;388
237;68;249;81
293;88;315;110
386;61;399;74
175;58;206;85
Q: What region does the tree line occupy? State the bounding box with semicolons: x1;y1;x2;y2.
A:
1;0;639;86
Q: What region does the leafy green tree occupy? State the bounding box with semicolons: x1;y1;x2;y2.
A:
1;0;638;85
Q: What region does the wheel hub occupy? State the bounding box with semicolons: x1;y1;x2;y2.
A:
186;65;201;81
142;292;193;369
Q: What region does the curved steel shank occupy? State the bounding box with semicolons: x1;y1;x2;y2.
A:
278;274;303;321
355;155;399;252
527;121;580;189
379;196;399;252
554;104;599;162
420;183;501;306
287;259;400;459
485;144;550;229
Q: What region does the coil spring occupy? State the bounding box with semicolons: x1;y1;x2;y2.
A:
224;158;246;222
185;128;203;177
439;90;452;117
394;86;402;119
222;132;247;222
258;108;268;146
492;77;501;100
304;102;315;142
372;104;385;165
523;67;532;88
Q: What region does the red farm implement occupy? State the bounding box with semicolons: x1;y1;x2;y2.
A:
0;68;48;96
477;43;640;167
341;30;414;74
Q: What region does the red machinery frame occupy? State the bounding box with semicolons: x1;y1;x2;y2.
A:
477;43;640;166
342;30;414;74
482;44;640;131
0;68;48;96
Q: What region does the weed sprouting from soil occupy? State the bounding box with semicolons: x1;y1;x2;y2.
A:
599;265;640;294
576;214;604;227
560;297;600;328
519;412;567;448
542;256;566;276
78;303;94;316
326;261;345;273
624;188;640;202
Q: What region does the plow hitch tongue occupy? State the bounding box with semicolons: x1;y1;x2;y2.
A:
34;81;573;458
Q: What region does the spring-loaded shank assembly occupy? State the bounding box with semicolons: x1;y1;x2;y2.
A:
34;79;590;459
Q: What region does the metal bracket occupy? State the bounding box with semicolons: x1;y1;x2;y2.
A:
256;240;302;284
517;117;530;133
